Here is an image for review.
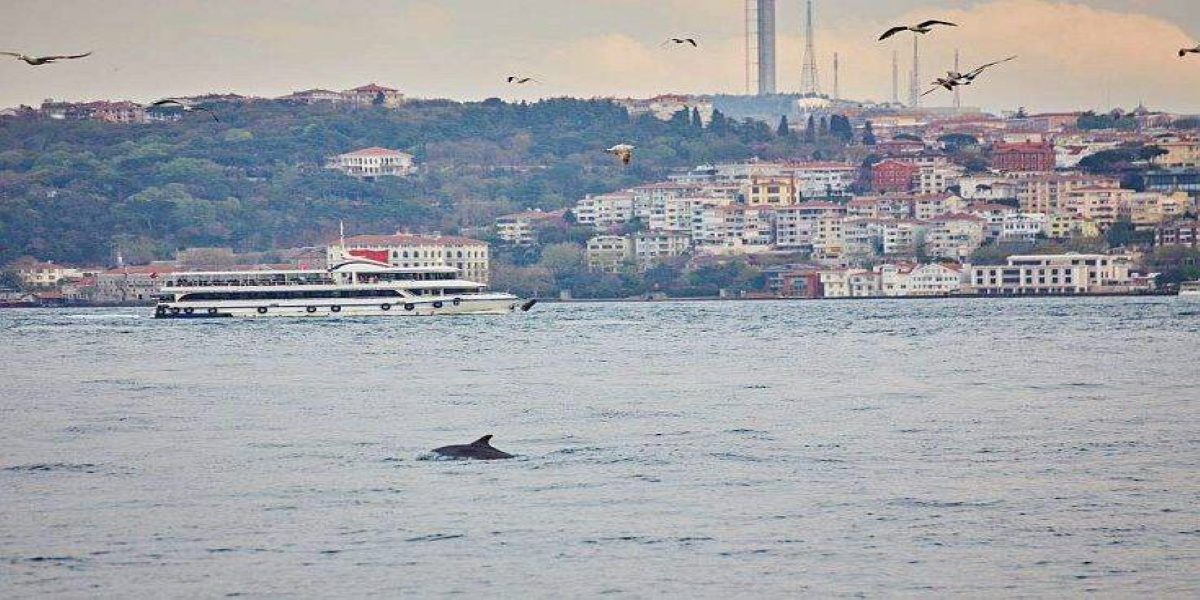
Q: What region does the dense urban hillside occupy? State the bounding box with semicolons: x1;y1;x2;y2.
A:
0;98;837;266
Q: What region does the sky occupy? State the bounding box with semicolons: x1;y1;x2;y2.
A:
2;0;1199;113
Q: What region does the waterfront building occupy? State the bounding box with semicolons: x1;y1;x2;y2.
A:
95;264;171;304
876;262;965;297
1005;253;1133;291
969;262;1089;296
337;233;490;283
327;147;416;179
15;262;84;288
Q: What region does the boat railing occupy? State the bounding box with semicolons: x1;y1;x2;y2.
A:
165;277;338;288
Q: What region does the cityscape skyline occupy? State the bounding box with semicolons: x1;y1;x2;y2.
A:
1;0;1200;112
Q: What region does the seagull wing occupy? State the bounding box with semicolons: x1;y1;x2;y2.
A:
967;56;1017;78
878;26;909;41
195;107;220;122
918;20;957;28
686;39;698;47
0;52;24;58
921;86;941;97
43;52;92;61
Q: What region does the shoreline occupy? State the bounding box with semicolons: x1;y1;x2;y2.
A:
0;291;1183;310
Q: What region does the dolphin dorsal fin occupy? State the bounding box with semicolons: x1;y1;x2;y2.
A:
471;435;494;447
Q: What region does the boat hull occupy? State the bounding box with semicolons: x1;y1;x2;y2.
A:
154;295;529;319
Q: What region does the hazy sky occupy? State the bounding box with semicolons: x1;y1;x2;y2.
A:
2;0;1199;113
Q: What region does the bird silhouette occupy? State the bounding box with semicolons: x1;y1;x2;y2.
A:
664;38;699;48
506;76;538;84
878;20;957;41
1180;45;1200;58
1;51;92;66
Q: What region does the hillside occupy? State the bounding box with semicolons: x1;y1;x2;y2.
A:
0;98;827;265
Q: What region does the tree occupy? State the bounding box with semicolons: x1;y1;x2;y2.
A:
691;107;704;130
829;115;854;143
538;242;585;278
862;121;877;145
372;91;386;106
776;115;791;138
708;109;729;134
669;108;691;130
0;268;22;290
938;133;979;153
804;115;816;143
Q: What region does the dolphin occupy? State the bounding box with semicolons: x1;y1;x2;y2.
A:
431;435;514;460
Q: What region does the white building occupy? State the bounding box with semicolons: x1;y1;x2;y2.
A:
336;233;490;283
925;215;987;262
327;147;416;179
575;193;636;230
15;262;84;288
968;253;1134;295
789;162;858;198
998;213;1049;243
917;164;966;196
494;210;565;246
586;235;635;273
634;233;692;269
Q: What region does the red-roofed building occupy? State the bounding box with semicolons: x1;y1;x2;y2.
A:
327;147;417;179
343;83;406;108
871;159;920;193
991;142;1056;172
334;233;490;282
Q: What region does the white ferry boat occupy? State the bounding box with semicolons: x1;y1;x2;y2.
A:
1180;281;1200;297
153;257;534;319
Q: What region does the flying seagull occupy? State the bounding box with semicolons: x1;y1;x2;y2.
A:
150;99;219;122
1180;45;1200;58
922;56;1017;96
878;20;957;41
507;76;538;84
663;38;699;47
0;51;92;66
606;144;635;165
